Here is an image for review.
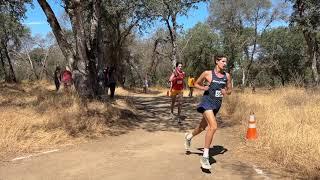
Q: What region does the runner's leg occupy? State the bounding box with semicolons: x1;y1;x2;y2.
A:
171;94;176;114
203;110;217;149
200;110;217;169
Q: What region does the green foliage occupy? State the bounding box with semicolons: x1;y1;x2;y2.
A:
0;1;32;40
0;1;33;82
257;27;306;86
209;0;288;86
180;23;221;77
289;0;320;84
4;0;318;88
145;0;208;19
289;0;320;32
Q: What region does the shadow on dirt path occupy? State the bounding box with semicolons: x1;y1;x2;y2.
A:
0;91;296;180
114;94;238;134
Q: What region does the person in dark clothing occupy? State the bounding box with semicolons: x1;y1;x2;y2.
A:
103;67;110;95
108;67;116;98
143;75;149;93
54;66;61;91
97;69;105;96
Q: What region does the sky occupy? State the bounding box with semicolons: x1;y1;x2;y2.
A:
24;0;63;36
23;0;289;38
24;1;210;37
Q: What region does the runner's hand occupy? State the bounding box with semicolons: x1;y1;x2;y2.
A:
203;86;209;91
221;88;227;96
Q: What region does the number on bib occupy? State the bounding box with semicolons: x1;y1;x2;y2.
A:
215;90;223;97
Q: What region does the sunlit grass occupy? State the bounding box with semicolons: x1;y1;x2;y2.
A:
0;81;134;159
221;87;320;178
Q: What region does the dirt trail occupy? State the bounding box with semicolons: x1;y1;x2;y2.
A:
0;93;291;179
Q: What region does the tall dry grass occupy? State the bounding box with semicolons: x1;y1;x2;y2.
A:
221;87;320;178
0;81;136;159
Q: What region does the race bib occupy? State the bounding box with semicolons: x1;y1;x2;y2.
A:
177;80;183;84
215;90;223;97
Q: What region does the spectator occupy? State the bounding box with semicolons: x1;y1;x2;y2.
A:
187;76;195;97
61;66;73;92
97;68;105;96
103;67;110;95
108;67;116;98
143;75;149;93
54;66;61;92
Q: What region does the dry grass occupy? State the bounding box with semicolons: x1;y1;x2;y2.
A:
0;81;137;160
2;81;319;178
220;87;320;178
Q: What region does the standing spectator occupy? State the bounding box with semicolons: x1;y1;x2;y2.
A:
54;66;61;92
143;75;149;93
187;76;195;97
103;67;110;95
97;68;105;96
108;67;116;98
251;82;256;94
61;66;73;92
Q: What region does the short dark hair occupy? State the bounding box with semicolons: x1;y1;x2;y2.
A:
213;53;227;64
176;62;182;67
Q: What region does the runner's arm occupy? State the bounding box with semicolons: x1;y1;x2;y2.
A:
168;72;175;91
169;72;175;82
222;73;232;95
194;71;209;91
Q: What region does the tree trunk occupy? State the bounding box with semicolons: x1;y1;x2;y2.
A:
111;45;123;83
92;0;104;71
37;0;76;67
148;38;163;80
149;41;158;73
126;57;143;85
2;42;17;82
304;31;319;85
65;1;89;71
280;75;285;86
39;0;102;97
39;47;51;79
25;49;39;80
165;14;178;68
245;11;259;87
311;48;319;85
241;44;250;87
73;0;99;95
242;68;246;87
297;1;319;85
0;50;8;79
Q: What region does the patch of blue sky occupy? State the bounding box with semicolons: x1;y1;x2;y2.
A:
23;0;64;36
24;0;290;38
139;1;209;38
25;1;210;37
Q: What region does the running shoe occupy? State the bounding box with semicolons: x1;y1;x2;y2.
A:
200;157;211;169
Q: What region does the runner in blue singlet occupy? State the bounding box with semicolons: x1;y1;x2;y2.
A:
183;54;232;170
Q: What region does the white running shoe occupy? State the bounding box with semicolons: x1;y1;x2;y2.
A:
200;157;211;169
184;133;191;150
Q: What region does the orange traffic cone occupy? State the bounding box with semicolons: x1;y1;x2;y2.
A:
246;113;257;140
